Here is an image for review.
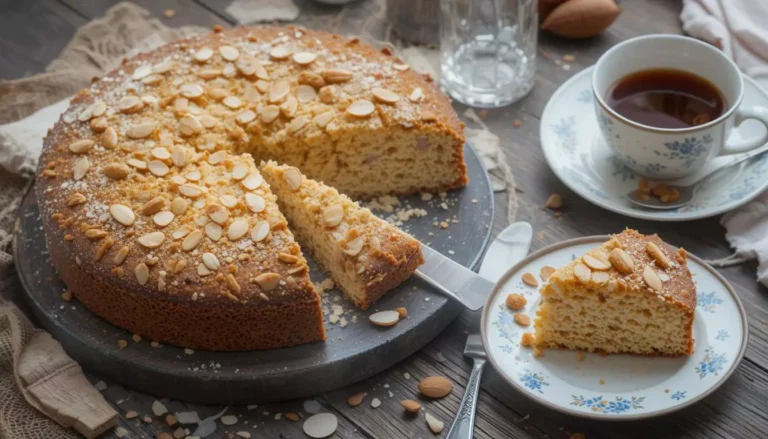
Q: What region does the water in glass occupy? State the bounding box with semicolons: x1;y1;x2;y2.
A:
440;0;538;108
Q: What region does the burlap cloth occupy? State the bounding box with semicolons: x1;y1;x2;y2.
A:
0;3;207;438
0;2;516;437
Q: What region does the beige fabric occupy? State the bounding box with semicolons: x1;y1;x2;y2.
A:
0;3;207;438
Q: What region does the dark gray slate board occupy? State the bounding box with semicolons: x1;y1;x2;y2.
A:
14;144;493;405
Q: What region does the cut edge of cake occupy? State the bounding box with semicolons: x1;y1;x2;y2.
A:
533;229;696;357
260;160;424;310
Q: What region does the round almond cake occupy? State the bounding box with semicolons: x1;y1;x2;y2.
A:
36;26;466;351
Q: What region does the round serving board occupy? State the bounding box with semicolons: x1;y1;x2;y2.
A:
14;144;493;405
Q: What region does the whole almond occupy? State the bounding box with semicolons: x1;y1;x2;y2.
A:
400;399;421;413
418;376;453;398
645;242;671;268
347;392;366;407
608;248;634;274
540;266;556;281
522;272;538;287
542;0;621;39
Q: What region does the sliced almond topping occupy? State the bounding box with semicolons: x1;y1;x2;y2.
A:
66;192;87;207
78;106;93;122
288;115;308;133
540;266;556;281
220;195;238;208
102;163;130;180
118;96;144;114
206;203;229;225
235;56;260;76
255;272;280;291
170;175;186;185
170;197;188;215
90;100;107;118
372;87;400;104
114;246;130;265
180;84;204;98
250;221;270;242
198;263;212;276
278;252;299;264
583;254;611;271
322;69;353;83
200;114;218;129
90;117;108;133
223;96;242;109
132;65;152;80
344;236;365;256
202;252;220;271
369;310;400;327
281;96;298;117
323;204;344;228
293;51;317;65
425;413;444;434
142;74;163;86
137;232;165;248
226;274;241;294
69;139;95;154
573;262;592;283
298;71;325;88
591;271;610;284
219;45;240;61
148;160;170;177
242;173;263;190
228;219;249;241
313;111;333;127
194;47;213;62
110;204;136;226
269;80;290;103
232;163;249;180
152;60;174;74
393;63;410;71
261;105;280;123
135;263;150;286
297;85;317;103
179;184;203;198
126;122;154;139
73;157;90;180
85;229;108;240
182;230;203;251
208;150;228;164
245;193;266;213
609;248;635;274
236;110;256;124
347;100;375;117
283;167;303;190
150;147;171;160
269;46;292;60
185;170;201;181
646;242;671;269
103;127;118;149
153;211;175;227
643;265;663;292
127;159;147;170
205;222;223;241
140;197;165;215
171;145;188;168
522;272;538;286
179;115;203;136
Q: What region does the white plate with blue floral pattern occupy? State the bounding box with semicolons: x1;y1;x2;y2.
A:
481;236;748;420
541;66;768;221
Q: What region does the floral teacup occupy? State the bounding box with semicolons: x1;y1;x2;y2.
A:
592;35;768;179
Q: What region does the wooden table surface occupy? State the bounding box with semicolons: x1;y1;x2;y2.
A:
3;1;767;438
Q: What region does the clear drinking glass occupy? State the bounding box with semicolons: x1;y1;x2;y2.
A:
439;0;538;108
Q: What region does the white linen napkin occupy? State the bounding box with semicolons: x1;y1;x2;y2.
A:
682;0;768;287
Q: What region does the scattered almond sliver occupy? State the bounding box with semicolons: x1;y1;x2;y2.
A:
369;310;400;327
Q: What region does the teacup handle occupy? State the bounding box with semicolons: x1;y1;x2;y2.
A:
721;106;768;155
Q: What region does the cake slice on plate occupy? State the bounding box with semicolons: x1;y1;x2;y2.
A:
260;161;424;309
533;229;696;356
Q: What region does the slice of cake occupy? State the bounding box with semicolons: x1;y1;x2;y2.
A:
533;229;696;356
260;161;424;309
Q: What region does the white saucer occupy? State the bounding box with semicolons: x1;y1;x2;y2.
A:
481;236;748;420
540;66;768;221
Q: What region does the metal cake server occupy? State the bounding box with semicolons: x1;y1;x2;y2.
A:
415;222;533;311
445;222;533;439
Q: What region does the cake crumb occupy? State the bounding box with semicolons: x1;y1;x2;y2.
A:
533;346;545;357
396;307;407;318
514;313;531;327
184;348;194;355
563;54;576;62
132;333;142;343
505;293;527;310
61;290;73;302
117;339;128;349
599;379;605;385
513;120;522;128
520;332;535;347
421;193;433;201
315;278;335;294
570;433;586;439
163;9;176;18
545;193;563;209
576;351;585;362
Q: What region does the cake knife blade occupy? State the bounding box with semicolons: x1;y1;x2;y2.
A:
415;222;533;311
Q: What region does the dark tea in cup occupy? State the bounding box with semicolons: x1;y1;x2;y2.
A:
605;68;725;129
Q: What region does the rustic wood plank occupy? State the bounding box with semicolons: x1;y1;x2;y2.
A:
0;0;87;79
58;0;230;28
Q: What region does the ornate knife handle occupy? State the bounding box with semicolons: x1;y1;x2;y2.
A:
446;358;487;439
